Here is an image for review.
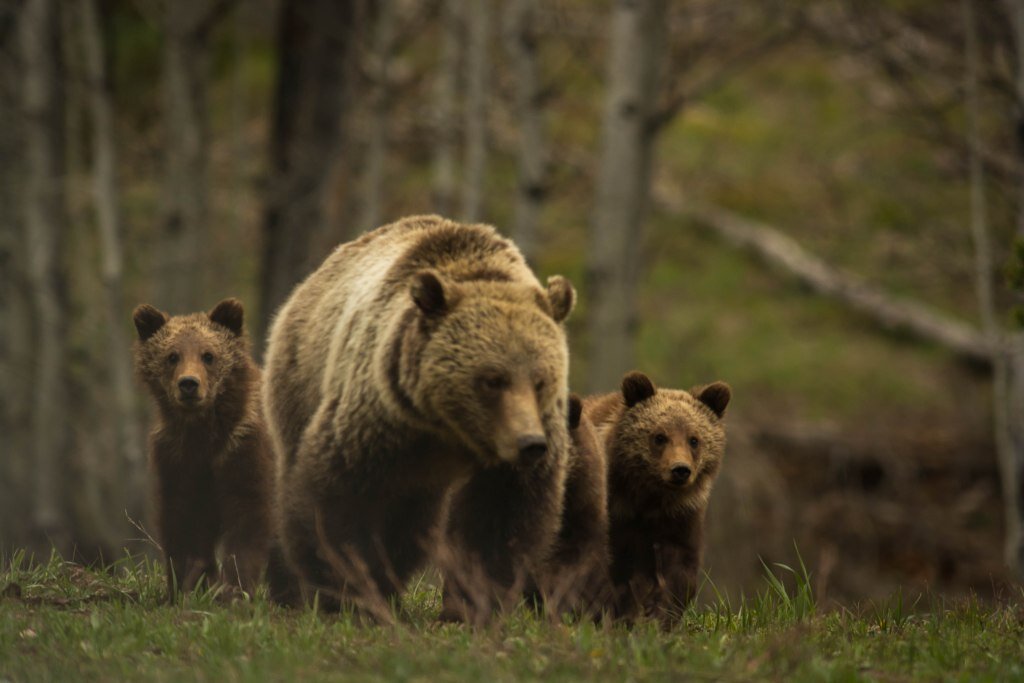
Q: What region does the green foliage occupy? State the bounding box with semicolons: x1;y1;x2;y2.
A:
2;552;1022;682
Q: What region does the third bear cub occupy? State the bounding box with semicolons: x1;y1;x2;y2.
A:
585;371;731;623
133;298;274;601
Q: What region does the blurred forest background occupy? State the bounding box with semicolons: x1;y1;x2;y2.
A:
1;0;1023;606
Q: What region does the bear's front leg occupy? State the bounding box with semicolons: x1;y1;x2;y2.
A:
650;537;701;624
440;455;565;625
157;482;218;602
217;434;274;597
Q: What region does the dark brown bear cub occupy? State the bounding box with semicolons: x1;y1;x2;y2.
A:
586;371;731;623
530;393;610;617
133;298;274;601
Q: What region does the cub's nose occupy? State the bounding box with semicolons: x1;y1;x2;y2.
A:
516;434;548;462
670;465;692;484
178;376;200;396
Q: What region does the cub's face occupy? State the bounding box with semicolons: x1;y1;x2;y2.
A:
132;299;247;414
408;271;574;466
611;372;731;511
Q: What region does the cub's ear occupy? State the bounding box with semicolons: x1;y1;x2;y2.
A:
695;381;731;418
411;270;449;317
621;371;656;408
132;304;168;342
546;275;576;323
209;298;245;336
568;393;583;430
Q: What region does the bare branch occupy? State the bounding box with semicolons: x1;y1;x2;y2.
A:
654;189;995;366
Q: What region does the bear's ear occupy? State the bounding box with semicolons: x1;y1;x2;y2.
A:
546;275;576;323
695;381;731;418
411;270;449;317
133;304;168;342
209;298;245;336
568;393;583;430
621;371;656;408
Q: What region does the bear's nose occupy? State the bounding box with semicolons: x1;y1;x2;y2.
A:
178;377;200;396
670;465;692;484
516;434;547;462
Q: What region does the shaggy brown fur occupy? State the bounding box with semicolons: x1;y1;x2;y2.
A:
133;298;274;601
262;215;575;623
529;394;610;617
585;371;731;623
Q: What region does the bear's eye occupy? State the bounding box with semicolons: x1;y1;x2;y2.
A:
201;352;214;365
167;352;180;365
478;372;509;392
652;433;669;447
689;436;700;449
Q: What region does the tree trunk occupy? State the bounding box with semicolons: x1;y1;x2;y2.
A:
460;0;489;222
995;0;1024;577
357;0;395;233
258;0;358;345
79;0;146;537
586;0;668;393
159;1;211;313
432;0;459;217
20;0;70;553
0;0;30;551
503;0;546;265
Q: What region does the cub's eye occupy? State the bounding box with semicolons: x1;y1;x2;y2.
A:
167;352;180;365
652;433;669;446
534;379;545;393
201;352;214;365
478;373;509;392
688;436;700;449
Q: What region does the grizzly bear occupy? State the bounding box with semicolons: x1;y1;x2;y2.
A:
132;298;274;601
585;371;731;623
526;393;610;617
263;215;575;623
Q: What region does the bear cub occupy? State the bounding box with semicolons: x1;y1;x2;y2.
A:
133;298;274;601
531;393;610;617
585;371;731;623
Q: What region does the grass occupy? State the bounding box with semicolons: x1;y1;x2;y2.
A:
1;551;1022;682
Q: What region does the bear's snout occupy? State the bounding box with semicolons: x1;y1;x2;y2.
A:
177;376;202;403
178;376;199;394
670;464;692;485
516;434;548;462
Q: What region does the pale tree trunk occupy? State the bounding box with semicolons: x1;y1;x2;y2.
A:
1002;0;1024;239
78;0;146;533
20;0;70;552
159;1;212;313
503;0;546;264
258;0;357;344
432;0;459;217
460;0;489;222
586;0;668;393
995;0;1024;577
358;0;395;233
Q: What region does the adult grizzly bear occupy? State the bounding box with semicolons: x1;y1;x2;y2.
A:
586;371;731;623
263;215;575;622
132;299;274;601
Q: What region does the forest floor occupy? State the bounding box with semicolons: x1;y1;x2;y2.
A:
1;553;1022;682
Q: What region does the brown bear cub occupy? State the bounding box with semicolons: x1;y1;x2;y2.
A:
586;371;731;623
263;215;575;624
529;393;610;617
133;298;274;601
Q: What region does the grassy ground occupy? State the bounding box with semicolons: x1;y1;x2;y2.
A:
1;553;1022;682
